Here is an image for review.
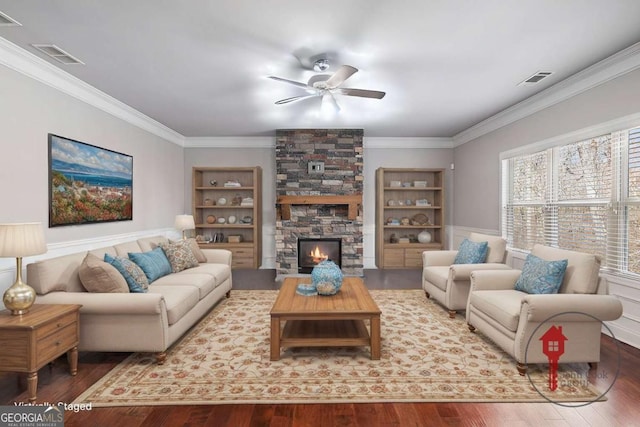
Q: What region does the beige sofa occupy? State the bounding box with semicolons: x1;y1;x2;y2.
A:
26;236;232;364
466;244;623;375
422;232;511;318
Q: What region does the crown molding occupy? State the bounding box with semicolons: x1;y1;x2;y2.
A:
364;137;453;149
453;41;640;147
0;36;184;146
184;136;275;148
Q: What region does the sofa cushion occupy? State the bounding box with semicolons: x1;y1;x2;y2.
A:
27;252;87;294
159;240;199;273
454;239;488;264
148;285;200;325
152;273;216;299
183;263;231;287
128;248;172;283
531;245;600;294
515;254;567;294
114;241;142;257
469;290;527;332
469;232;507;263
104;253;149;293
422;266;450;292
78;253;129;293
138;236;169;252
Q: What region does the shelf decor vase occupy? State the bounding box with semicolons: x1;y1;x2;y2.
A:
311;260;344;296
418;230;432;243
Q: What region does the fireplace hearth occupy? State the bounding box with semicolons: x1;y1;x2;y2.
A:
297;238;342;274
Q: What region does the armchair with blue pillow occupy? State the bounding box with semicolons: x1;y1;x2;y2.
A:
466;244;623;375
422;232;511;318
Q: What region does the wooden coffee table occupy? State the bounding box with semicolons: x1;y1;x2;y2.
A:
270;277;381;361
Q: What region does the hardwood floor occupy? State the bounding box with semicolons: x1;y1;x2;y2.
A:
1;269;639;426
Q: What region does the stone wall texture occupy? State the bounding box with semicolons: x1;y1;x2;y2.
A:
275;129;364;276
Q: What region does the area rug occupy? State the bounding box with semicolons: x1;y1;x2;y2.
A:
73;290;601;406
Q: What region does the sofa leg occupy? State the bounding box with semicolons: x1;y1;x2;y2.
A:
467;323;476;332
425;291;430;299
517;363;527;376
448;310;456;319
156;352;167;365
225;290;231;298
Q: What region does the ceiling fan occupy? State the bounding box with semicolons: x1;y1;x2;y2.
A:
268;61;385;111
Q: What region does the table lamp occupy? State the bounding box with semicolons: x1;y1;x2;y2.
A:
0;222;47;315
174;215;195;240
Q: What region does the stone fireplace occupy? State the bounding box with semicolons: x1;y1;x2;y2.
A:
275;129;364;277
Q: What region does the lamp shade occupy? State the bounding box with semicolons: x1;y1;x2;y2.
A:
0;223;47;258
174;215;195;231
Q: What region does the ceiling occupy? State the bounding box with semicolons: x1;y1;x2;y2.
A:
1;1;640;139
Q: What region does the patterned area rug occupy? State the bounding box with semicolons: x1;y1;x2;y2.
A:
73;290;601;406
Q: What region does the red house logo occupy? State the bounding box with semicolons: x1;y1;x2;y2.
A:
540;325;568;391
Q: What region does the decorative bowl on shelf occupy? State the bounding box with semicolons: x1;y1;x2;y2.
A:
206;215;216;224
217;197;227;206
228;215;237;224
217;217;226;224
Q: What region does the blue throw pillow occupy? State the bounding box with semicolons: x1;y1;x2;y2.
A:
104;253;149;293
515;254;568;294
453;239;489;264
128;247;172;283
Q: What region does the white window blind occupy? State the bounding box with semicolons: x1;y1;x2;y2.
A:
502;125;640;278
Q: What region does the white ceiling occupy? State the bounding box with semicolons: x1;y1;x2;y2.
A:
1;1;640;139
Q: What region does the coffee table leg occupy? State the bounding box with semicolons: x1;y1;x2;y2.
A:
370;316;381;360
270;316;281;361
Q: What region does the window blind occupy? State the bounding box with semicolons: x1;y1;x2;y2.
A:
502;125;640;278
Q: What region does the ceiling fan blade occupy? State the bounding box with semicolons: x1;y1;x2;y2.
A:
268;76;310;89
275;93;320;104
325;65;358;89
336;88;386;99
321;92;341;113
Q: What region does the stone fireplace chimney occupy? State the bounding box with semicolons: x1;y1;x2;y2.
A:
275;129;364;277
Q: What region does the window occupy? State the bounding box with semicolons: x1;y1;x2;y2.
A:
502;125;640;277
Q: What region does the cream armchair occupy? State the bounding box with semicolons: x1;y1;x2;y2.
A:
422;232;511;318
466;244;623;375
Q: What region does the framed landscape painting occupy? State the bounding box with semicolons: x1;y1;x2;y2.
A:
48;134;133;227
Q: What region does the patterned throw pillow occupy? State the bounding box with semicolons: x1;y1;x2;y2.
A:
169;238;206;263
453;238;489;264
515;254;568;294
159;240;200;273
79;253;129;293
104;253;149;293
128;247;172;283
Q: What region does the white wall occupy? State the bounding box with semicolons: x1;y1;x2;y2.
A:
453;68;640;349
184;143;454;269
0;64;185;308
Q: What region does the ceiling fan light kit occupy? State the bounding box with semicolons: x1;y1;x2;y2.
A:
269;64;385;111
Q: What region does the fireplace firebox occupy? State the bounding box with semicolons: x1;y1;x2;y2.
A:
297;238;342;274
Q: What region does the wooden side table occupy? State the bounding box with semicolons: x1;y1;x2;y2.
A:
0;304;81;402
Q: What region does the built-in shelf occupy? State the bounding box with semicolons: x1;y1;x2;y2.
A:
375;168;445;269
192;166;262;269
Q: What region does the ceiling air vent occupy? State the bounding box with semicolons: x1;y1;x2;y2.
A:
31;44;84;65
0;11;22;26
519;71;553;86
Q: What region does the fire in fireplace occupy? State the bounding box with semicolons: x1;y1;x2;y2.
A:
297;238;342;274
